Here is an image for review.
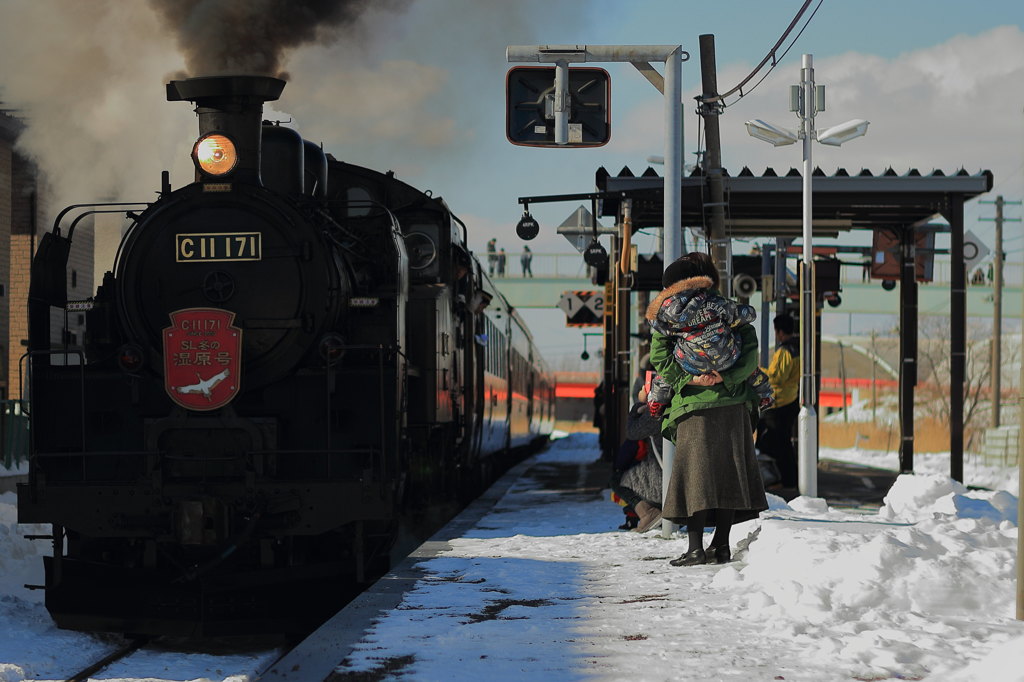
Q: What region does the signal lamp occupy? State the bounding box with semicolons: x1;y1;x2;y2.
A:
583;239;608;267
516;211;540;240
117;344;145;373
193;133;238;176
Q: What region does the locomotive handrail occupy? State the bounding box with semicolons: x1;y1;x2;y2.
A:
51;202;149;239
31;449;150;458
63;206;150;242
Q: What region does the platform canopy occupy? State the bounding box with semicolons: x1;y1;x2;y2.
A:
522;164;995;481
595;165;993;237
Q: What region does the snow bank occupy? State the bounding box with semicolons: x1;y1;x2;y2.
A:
714;474;1022;679
0;492;47;604
880;472;1018;525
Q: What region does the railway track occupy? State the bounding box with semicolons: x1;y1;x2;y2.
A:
64;638;150;682
60;634;289;682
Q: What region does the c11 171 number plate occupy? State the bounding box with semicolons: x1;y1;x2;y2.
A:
176;232;262;262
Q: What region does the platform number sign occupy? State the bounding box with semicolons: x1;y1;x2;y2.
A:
557;290;604;327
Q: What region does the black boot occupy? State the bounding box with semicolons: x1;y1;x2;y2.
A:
669;548;706;567
705;545;731;564
707;509;734;564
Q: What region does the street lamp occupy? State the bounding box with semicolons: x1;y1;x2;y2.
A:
745;53;868;498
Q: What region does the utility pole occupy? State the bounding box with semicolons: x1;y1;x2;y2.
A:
979;195;1022;427
1016;107;1023;623
697;35;730;294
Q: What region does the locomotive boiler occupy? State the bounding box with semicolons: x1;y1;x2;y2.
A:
18;75;555;637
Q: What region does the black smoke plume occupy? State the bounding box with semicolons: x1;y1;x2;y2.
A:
149;0;410;77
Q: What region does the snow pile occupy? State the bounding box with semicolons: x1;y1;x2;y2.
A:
0;492;47;605
880;472;1018;525
714;473;1021;679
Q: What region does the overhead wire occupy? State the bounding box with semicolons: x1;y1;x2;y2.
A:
699;0;824;110
692;0;826;257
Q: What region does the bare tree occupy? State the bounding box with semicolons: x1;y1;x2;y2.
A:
914;318;1019;449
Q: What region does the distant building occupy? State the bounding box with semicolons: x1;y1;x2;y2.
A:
554;370;601;424
0;107;92;401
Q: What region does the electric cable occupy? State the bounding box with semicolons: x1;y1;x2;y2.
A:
701;0;824;110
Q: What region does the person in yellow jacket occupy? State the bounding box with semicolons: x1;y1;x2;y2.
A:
757;313;800;487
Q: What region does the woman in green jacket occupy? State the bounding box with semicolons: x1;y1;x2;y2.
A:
647;252;768;566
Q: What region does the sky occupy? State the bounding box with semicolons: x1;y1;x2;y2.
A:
0;0;1021;365
0;423;1020;681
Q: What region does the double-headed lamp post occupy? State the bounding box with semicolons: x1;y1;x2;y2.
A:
744;54;868;497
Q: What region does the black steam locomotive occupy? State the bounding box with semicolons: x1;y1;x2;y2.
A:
18;75;555;637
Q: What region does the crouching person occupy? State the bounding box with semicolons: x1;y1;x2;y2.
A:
610;395;664;533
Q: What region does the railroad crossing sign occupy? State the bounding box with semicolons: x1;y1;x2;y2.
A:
963;229;990;271
557;290;604;327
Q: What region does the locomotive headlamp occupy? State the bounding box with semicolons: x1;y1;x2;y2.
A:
193;133;238;176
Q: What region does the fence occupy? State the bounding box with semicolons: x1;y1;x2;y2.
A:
487;252;1024;287
487;253;592;279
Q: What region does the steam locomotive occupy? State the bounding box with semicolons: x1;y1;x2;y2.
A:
18;75;555;637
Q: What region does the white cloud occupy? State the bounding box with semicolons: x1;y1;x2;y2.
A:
607;26;1024;195
726;26;1024;187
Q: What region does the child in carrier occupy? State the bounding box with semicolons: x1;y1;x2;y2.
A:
644;272;774;415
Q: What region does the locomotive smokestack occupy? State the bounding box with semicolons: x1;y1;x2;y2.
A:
167;75;285;185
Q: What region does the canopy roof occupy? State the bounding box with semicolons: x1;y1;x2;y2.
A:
596;165;994;238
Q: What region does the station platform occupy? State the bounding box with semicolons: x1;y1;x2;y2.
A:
255;433;936;682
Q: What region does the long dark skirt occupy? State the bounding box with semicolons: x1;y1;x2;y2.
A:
662;402;768;524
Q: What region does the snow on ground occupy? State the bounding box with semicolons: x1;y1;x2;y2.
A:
822;443;1020;494
336;432;1023;681
820;396;1020;492
0;432;1021;681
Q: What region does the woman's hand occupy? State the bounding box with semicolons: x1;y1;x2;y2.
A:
690;371;723;387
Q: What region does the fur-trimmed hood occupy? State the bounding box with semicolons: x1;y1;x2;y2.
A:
645;275;714;321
